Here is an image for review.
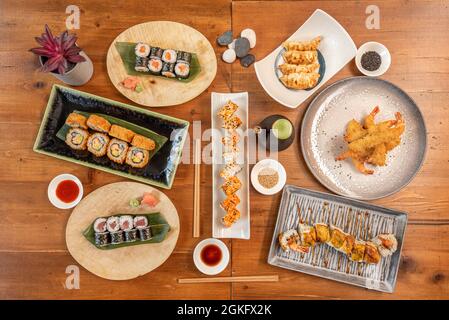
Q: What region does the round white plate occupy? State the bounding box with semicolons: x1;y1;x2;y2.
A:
193;238;229;275
301;77;427;200
47;173;83;209
251;159;287;195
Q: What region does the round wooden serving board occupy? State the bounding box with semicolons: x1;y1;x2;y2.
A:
106;21;217;107
66;182;180;280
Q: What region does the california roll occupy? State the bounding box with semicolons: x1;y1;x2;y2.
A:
126;146;149;168
87;132;109;157
107;138;128;164
65;128;89;150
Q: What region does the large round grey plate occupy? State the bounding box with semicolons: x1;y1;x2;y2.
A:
301;77;427;200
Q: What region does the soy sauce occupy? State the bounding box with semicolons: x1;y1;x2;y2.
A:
200;244;222;266
56;180;79;203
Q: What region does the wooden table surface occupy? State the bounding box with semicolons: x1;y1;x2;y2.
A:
1;0;448;299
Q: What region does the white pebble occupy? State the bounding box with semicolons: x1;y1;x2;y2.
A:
240;28;256;48
222;48;236;63
228;39;236;49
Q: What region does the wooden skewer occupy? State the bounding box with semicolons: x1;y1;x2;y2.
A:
178;275;279;284
193;139;201;238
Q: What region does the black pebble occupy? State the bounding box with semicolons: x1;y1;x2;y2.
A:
235;37;250;58
217;30;233;46
240;54;255;68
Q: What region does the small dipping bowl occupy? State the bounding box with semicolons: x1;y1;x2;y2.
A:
193;238;230;275
47;173;83;209
257;115;295;152
251;158;287;195
355;41;391;77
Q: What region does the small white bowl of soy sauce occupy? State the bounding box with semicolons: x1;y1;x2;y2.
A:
355;42;391;77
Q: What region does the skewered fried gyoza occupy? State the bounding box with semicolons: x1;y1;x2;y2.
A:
336;106;405;175
283;36;321;52
278;222;398;264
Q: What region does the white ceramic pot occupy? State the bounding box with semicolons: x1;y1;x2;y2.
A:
40;51;93;86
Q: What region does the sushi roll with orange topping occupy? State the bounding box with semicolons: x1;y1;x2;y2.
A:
87;115;111;133
66;112;88;129
131;134;155;151
315;223;330;243
109;125;135;143
328;226;346;250
363;241;381;264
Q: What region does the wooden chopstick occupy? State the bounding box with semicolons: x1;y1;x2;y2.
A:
193;139;201;238
178;275;279;284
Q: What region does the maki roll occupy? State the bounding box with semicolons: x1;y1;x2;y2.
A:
363;241;381;264
135;42;150;57
126;147;149;168
315;223;330;243
350;240;366;262
149;47;163;59
162;49;177;63
110;230;124;244
109;125;135;143
161;62;176;78
119;215;134;231
298;223;317;247
138;226;152;241
372;234;398;257
65;128;89;150
174;61;190;79
133;216;148;229
66;112;88;129
340;234;355;255
135;56;149;72
87;114;111;133
107;138;128;164
328;226;346;250
87;133;110;157
148;57;163;74
94;232;109;247
106;216;120;232
93;218;108;233
176;51;192;64
124;229;138;242
132;134;155;151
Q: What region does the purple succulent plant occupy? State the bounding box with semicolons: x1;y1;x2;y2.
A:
30;24;86;74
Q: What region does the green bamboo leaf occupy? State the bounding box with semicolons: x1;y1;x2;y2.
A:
115;42;201;83
56;110;168;161
83;212;171;250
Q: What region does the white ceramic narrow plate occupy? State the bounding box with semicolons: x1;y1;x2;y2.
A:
47;173;83;209
251;159;287;195
193;238;230;275
254;9;357;108
211;92;250;239
301;77;427;200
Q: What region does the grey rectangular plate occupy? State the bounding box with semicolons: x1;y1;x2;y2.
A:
268;185;407;293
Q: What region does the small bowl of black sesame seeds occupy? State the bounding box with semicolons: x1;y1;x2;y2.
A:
355;42;391;77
